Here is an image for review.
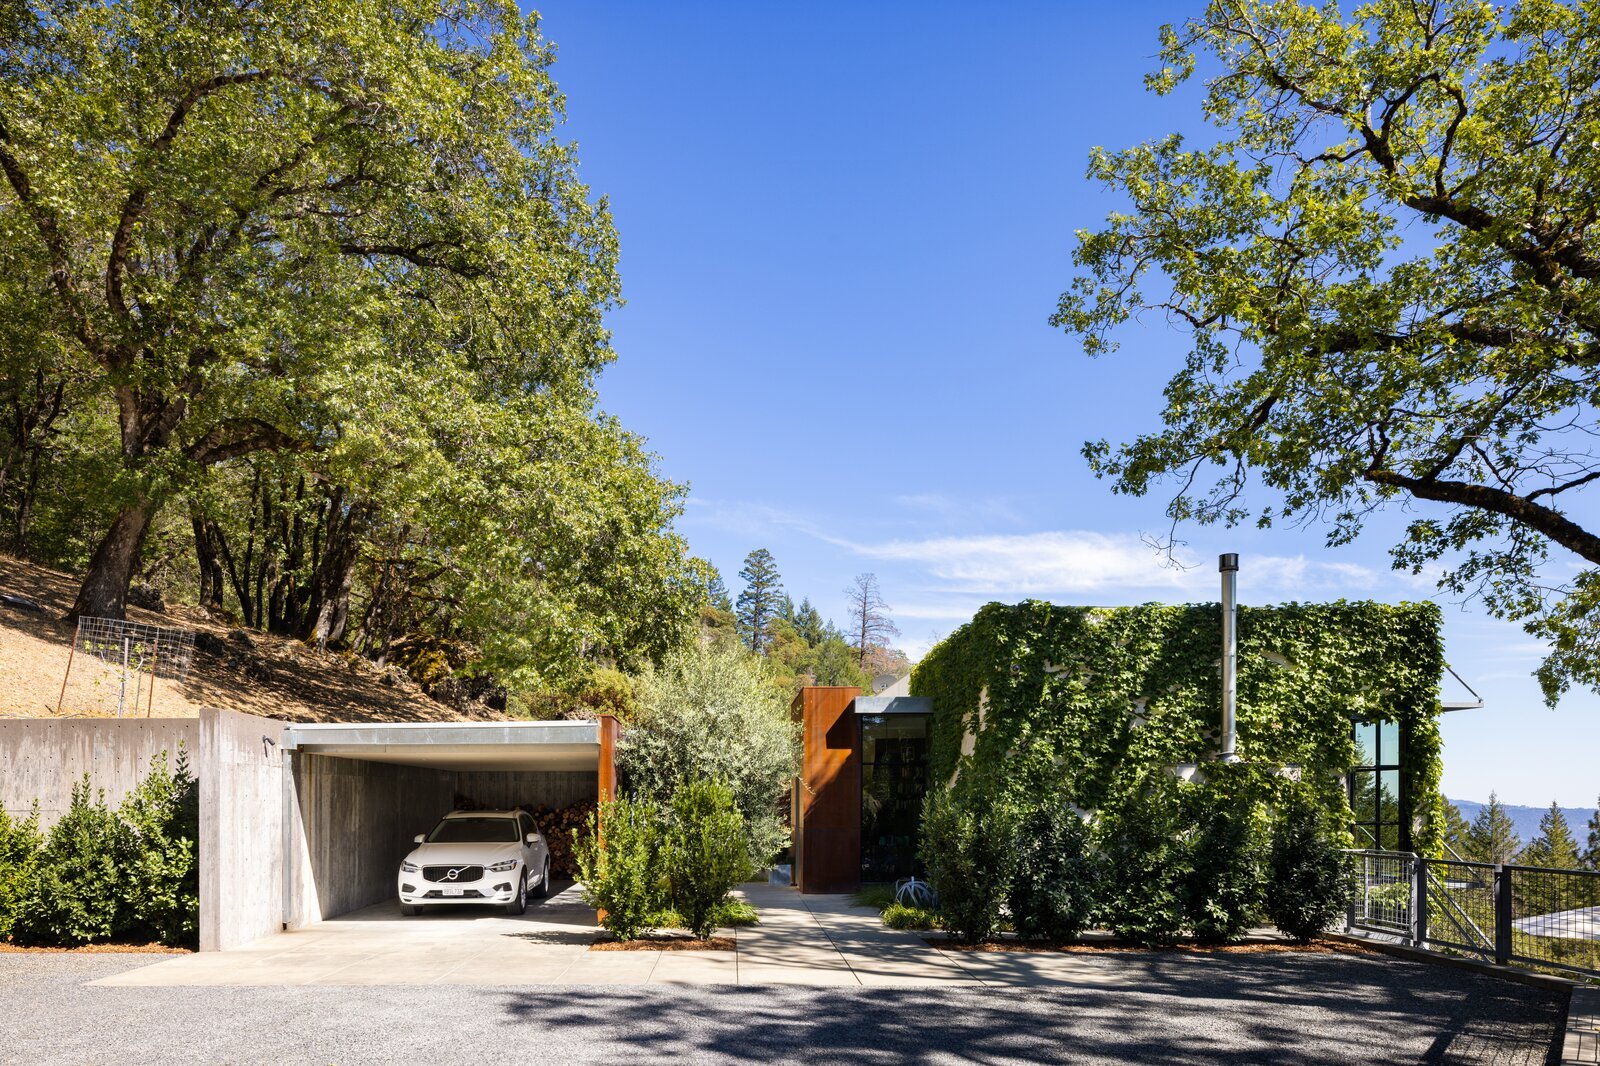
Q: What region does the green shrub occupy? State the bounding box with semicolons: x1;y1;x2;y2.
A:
648;897;760;931
921;788;1021;944
1095;776;1189;946
1185;789;1266;945
663;780;749;939
1008;794;1098;942
1266;790;1352;944
0;803;43;941
117;751;200;947
574;796;665;941
882;902;942;930
15;778;130;946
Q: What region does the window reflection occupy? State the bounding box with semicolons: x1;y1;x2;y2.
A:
860;714;930;882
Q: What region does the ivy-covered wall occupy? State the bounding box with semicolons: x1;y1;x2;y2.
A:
910;600;1445;854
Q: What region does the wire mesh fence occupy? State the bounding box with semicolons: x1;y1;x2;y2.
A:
1346;849;1414;937
1425;857;1498;958
1507;864;1600;977
56;616;197;717
1345;849;1600;980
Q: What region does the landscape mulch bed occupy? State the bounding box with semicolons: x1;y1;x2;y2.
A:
591;934;735;952
0;942;191;955
928;937;1375;956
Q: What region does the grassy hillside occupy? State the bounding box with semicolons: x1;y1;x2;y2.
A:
0;555;486;723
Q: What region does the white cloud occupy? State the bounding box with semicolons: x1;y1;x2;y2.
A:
829;529;1386;601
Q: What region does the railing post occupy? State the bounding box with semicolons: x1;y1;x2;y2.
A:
1492;864;1512;966
1345;852;1360;932
1411;854;1427;949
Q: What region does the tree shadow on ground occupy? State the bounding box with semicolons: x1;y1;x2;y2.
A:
497;950;1566;1065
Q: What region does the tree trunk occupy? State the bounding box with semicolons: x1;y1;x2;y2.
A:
68;500;155;620
191;512;225;613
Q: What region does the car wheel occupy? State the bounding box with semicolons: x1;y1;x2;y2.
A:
533;858;552;899
504;871;527;916
400;903;421;917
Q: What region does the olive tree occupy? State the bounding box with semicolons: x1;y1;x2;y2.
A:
619;641;799;866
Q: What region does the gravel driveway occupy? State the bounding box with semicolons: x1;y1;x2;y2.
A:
0;948;1568;1064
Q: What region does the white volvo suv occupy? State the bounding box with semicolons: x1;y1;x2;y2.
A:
398;809;551;916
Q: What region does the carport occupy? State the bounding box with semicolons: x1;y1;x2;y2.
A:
199;708;619;951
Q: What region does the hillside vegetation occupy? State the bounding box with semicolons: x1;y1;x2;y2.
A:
1;554;480;722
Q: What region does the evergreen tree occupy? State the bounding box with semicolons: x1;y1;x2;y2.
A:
1440;801;1472;860
706;571;733;614
791;598;827;647
1583;796;1600;871
1466;792;1522;866
735;549;784;654
1521;803;1582;869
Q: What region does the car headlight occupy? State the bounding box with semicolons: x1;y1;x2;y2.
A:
400;860;420;873
488;858;518;872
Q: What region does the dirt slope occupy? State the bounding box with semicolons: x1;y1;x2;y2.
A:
0;554;489;723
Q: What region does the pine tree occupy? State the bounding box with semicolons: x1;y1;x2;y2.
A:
791;598;827;647
1520;802;1582;869
1584;795;1600;871
1466;792;1522;865
1440;801;1472;859
706;571;733;614
845;573;900;667
735;549;784;654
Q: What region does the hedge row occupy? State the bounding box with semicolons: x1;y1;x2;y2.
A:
0;753;199;949
922;771;1350;946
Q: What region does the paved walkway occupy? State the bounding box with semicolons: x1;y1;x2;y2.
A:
95;882;998;988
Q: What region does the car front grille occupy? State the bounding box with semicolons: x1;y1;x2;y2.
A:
422;865;484;883
422;889;485;899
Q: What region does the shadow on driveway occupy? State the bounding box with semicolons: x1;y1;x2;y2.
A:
495;949;1566;1065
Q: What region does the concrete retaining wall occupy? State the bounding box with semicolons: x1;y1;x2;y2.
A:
291;754;454;923
0;717;199;825
199;707;289;952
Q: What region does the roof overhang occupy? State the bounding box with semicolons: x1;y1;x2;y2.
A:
853;696;933;716
282;720;600;772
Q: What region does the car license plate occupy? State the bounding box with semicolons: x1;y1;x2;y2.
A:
442;887;465;897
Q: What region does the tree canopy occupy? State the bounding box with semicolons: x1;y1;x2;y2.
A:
1058;0;1600;702
1;0;710;696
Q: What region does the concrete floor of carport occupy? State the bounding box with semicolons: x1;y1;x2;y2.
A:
89;883;1163;989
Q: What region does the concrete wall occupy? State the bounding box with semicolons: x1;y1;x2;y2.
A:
199;707;289;952
453;770;597;811
291;754;455;923
0;717;199;825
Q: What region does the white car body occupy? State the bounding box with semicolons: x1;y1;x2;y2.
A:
397;809;551;915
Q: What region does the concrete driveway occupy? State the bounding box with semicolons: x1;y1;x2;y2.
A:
92;882;994;988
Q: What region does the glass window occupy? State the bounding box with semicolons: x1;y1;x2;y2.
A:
1349;717;1404;852
428;817;519;843
860;714;930;882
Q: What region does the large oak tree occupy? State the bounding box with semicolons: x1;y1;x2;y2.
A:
1059;0;1600;701
1;0;618;619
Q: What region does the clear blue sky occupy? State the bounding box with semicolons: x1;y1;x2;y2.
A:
532;0;1599;810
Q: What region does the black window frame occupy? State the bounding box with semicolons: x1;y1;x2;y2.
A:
1349;717;1408;852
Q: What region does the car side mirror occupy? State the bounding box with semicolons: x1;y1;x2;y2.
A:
413;834;425;844
525;833;538;845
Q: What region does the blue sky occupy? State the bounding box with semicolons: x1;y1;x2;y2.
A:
533;0;1600;810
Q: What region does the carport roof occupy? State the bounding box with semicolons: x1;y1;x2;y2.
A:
282;720;600;772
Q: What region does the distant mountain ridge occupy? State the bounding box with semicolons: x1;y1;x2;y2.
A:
1448;798;1598;851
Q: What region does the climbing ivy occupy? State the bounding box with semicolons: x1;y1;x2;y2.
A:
910;600;1445;855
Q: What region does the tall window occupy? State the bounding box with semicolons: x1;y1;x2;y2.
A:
1350;718;1404;850
860;714;930;882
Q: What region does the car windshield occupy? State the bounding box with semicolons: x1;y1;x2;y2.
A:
426;817;518;844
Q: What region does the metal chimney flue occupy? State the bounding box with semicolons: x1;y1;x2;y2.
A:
1219;553;1241;763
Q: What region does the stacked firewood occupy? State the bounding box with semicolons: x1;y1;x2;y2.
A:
527;800;596;877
